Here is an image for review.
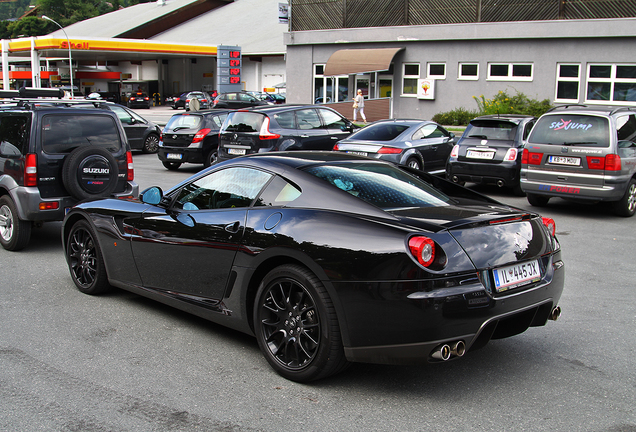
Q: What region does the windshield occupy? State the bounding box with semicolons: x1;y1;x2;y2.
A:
464;120;517;141
303;163;451;210
529;114;610;147
165;114;203;131
348;123;410;141
222;112;265;133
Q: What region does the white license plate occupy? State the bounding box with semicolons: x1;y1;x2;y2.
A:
347;151;368;157
492;259;541;292
167;153;182;160
228;148;246;155
548;155;581;166
466;150;495;159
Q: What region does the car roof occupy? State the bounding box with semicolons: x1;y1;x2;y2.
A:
171;108;234;116
234;104;328;114
544;104;636;116
367;118;436;126
471;114;535;124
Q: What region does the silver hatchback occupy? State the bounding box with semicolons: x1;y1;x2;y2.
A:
520;105;636;216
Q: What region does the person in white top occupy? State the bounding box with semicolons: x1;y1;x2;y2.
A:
352;89;367;124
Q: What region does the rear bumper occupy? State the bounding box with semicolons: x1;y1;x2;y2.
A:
157;147;204;164
520;168;629;201
447;160;520;186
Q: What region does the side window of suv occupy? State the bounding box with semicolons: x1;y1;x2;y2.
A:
0;114;30;157
273;111;296;129
296;109;322;130
617;114;636;148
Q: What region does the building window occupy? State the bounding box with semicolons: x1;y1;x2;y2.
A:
314;64;348;104
555;64;580;102
458;63;479;81
586;64;636;105
487;63;533;81
427;63;446;79
402;63;420;96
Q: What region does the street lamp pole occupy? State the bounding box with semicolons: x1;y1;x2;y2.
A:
42;15;73;98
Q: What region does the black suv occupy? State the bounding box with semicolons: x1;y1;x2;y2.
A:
158;109;233;170
0;88;138;251
218;105;357;161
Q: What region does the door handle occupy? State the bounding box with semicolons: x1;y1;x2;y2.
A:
224;221;240;233
300;135;309;138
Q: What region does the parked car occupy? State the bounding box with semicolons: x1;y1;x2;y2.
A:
102;103;162;153
158;109;233;169
333;119;457;175
61;151;564;382
127;92;151;109
184;91;210;111
171;92;189;109
520;105;636;216
446;114;536;195
0;87;138;251
247;91;285;104
218;105;358;161
213;91;271;109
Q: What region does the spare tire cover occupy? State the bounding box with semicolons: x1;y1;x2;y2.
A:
62;146;120;200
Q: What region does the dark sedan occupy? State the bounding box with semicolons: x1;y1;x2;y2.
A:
213;91;270;109
62;152;564;382
127;92;151;109
106;103;162;153
446;114;536;195
333;119;457;175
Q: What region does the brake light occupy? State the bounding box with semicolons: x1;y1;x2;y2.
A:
450;144;459;158
126;151;134;181
542;217;556;237
522;149;543;165
504;148;518;161
39;202;59;210
192;128;212;143
408;236;436;267
605;154;621;171
129;96;136;101
25;153;37;186
586;156;604;170
333;143;340;151
378;147;402;154
259;117;281;140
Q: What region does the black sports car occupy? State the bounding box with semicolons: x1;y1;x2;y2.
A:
62;152;564;382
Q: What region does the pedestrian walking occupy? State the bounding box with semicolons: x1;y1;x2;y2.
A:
352;89;367;124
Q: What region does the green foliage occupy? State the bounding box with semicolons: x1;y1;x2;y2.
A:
433;89;554;125
7;16;49;38
432;107;479;126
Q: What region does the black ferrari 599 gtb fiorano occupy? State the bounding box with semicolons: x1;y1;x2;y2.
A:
62;151;564;382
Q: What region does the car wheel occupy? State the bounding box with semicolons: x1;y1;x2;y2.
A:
406;157;422;171
204;149;218;167
0;195;31;251
254;264;349;382
66;219;110;294
511;183;526;197
62;147;120;200
142;134;160;153
162;161;182;171
614;178;636;217
527;193;550;207
172;105;178;110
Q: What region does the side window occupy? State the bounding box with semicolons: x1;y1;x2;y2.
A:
523;120;535;141
255;175;302;207
109;105;133;124
274;111;296;129
411;124;439;140
0;115;30;157
617;114;636;147
318;109;347;129
227;93;237;101
211;114;227;129
175;167;272;210
295;109;322;130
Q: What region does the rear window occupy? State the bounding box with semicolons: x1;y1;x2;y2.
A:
164;114;203;131
464;120;517;141
222;112;265;133
41;114;122;154
529;114;610;147
303;163;451;209
348;123;410;141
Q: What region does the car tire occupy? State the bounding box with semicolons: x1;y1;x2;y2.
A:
162;161;182;170
406;157;422;171
172;105;178;110
66;219;111;295
0;195;31;251
527;193;550;207
511;183;526;197
614;178;636;217
62;147;120;200
204;149;218;167
142;134;160;153
254;264;349;382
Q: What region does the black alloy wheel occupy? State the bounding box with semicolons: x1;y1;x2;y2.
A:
162;161;182;171
142;134;160;153
254;264;348;382
0;195;31;251
204;150;218;167
406;157;422;170
66;220;110;294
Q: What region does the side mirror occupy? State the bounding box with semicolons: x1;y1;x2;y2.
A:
140;186;163;205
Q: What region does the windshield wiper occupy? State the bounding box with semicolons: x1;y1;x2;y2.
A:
559;141;597;146
172;126;191;132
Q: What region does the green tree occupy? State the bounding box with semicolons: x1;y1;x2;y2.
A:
8;16;50;38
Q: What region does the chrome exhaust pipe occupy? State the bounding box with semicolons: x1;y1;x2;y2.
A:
549;306;561;321
450;340;466;357
452;175;460;183
431;344;451;361
497;180;505;187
